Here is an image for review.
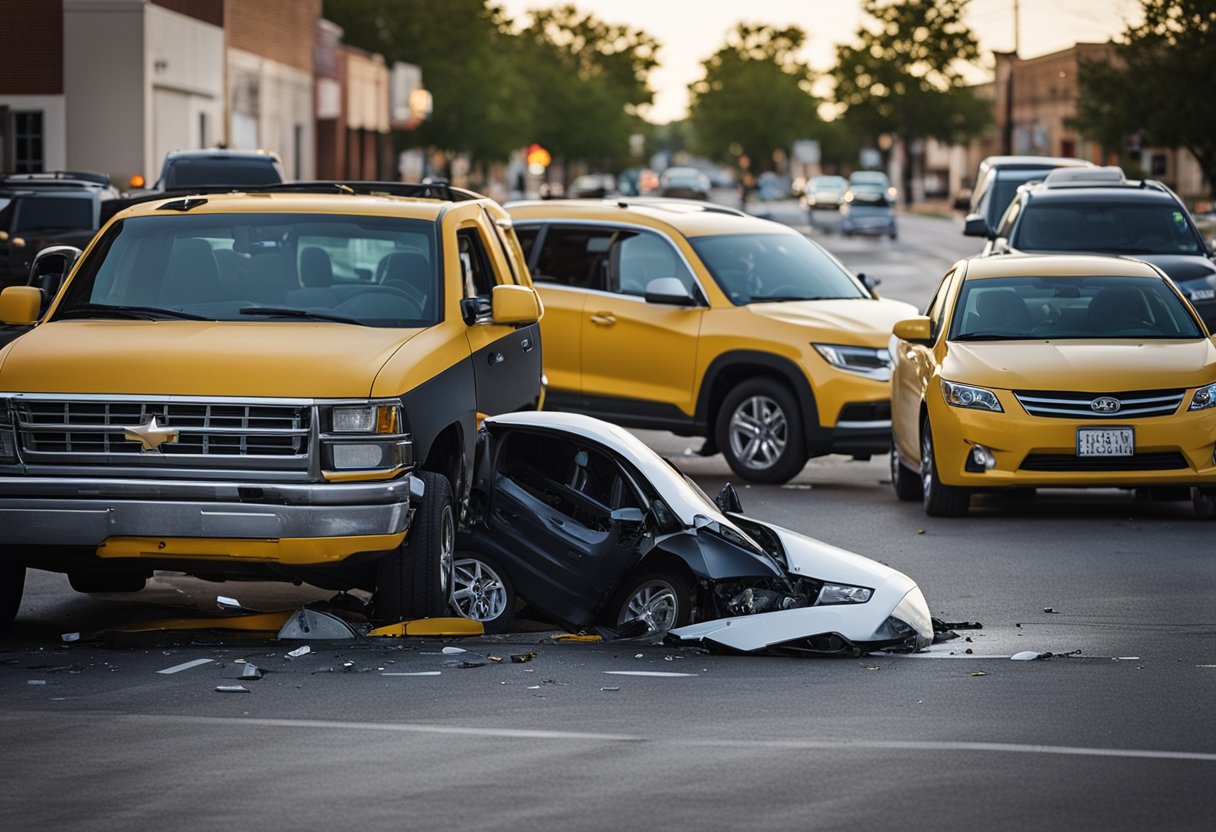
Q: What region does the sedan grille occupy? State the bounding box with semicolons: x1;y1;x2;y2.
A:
1019;452;1188;472
1013;389;1184;419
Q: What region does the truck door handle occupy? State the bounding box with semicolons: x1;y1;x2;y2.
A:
521;337;534;352
487;351;504;366
590;312;616;326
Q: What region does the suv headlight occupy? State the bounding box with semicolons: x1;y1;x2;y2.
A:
320;401;411;474
812;343;892;380
817;583;873;605
941;380;1003;412
1189;382;1216;411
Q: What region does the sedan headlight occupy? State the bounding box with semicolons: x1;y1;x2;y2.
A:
941;380;1003;412
1189;382;1216;411
817;583;873;605
813;343;892;380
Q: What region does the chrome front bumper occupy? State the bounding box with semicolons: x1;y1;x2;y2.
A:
0;475;421;547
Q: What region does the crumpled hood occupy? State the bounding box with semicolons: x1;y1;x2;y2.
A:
0;320;422;397
747;298;917;345
944;339;1216;391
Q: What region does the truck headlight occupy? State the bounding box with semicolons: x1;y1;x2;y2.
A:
326;439;412;470
330;403;400;433
941;380;1003;412
817;583;873;605
321;400;410;475
813;343;892;380
1189;382;1216;411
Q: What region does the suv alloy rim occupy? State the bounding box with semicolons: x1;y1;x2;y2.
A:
728;395;788;470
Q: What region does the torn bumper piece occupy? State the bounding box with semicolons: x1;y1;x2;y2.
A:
667;585;933;655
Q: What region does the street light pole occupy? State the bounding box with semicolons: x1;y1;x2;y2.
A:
1003;0;1020;155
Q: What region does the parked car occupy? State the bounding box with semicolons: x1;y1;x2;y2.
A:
889;254;1216;517
841;184;898;239
154;148;285;191
507;199;917;483
963;155;1093;240
659;167;711;201
567;173;617;199
849;170;896;200
982;167;1216;329
0;181;543;630
802;175;847;212
450;411;933;654
0;171;119;288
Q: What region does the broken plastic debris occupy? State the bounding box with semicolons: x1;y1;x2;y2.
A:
381;671;442;677
342;661;356;672
216;596;245;611
277;608;357;641
368;618;484;637
487;655;504;663
1011;651;1044;661
781;484;812;490
551;633;602;642
27;679;47;686
214;685;250;693
526;685;541;690
60;632;80;643
970;671;987;677
157;658;214;675
1043;607;1058;614
458;659;487;669
510;651;537;664
441;646;467;655
634;653;644;659
285;645;312;659
603;671;696;678
222;663;263;680
600;686;621;692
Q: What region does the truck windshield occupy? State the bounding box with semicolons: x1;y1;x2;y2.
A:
54;212;439;327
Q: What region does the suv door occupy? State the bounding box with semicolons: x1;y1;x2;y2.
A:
579;227;705;414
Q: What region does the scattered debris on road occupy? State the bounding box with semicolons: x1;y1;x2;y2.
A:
510;651;537;663
214;685;250;693
285;645;311;659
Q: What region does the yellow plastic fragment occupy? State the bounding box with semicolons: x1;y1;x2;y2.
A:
551;633;603;642
120;611;294;633
367;617;485;637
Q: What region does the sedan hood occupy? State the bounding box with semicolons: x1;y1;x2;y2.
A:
748;298;917;344
944;339;1216;390
0;320;421;397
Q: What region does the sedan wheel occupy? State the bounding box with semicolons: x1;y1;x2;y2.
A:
921;419;970;517
614;572;691;634
449;554;515;634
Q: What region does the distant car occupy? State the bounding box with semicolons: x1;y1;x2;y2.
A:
450;410;934;655
0;171;119;288
890;254;1216;518
841;184;897;240
154;149;285;191
803;175;847;211
964;155;1093;239
659;167;711;200
849;170;896;199
568;173;617;199
984;167;1216;329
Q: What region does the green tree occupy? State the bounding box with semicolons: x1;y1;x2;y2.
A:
323;0;533;162
687;24;820;171
832;0;990;193
1075;0;1216;198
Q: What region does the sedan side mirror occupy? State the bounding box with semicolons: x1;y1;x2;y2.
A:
643;277;696;306
610;507;646;526
715;482;743;514
893;316;933;346
491;284;541;325
963;213;992;239
857;272;881;292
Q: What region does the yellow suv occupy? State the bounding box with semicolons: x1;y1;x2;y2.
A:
0;182;543;628
507;199;917;483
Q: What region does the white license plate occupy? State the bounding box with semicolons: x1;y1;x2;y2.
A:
1077;427;1134;457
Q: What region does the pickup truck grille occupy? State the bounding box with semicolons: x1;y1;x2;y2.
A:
15;397;311;463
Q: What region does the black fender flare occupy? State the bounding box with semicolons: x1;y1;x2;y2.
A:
695;349;821;448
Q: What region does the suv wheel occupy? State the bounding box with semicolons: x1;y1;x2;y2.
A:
890;444;921;502
0;563;24;631
921;418;969;517
375;471;454;623
716;378;807;484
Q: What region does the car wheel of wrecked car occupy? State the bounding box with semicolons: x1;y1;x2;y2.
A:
450;552;516;634
0;563;24;630
890;445;921;502
1192;486;1216;520
376;471;454;623
716;378;807;484
921;418;969;517
611;571;692;634
68;572;147;594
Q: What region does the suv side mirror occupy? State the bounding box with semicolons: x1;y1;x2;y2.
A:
643;277;696;306
963;214;992;239
893;316;933;346
0;286;42;326
490;284;541;325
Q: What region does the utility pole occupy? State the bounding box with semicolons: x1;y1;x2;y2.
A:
1002;0;1021;154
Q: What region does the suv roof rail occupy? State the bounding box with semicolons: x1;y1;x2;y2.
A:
260;180;479;202
0;170;111;187
1042;166;1127;187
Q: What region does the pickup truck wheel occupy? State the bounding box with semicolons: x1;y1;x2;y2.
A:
609;571;692;635
375;471;454;623
450;552;515;634
0;563;24;630
716;378;807;484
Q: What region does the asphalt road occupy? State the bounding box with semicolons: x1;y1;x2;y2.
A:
3;209;1214;831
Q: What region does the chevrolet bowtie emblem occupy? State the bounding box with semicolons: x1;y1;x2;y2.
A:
124;416;180;452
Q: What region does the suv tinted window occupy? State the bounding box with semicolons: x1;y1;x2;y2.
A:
16;196;94;232
532;226;614;291
515;226;540;263
1012;199;1203;255
162;159;283;189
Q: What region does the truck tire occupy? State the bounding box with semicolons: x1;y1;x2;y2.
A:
375;471;454;623
0;563;23;631
716;377;808;484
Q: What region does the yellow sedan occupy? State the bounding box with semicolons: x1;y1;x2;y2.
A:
889;254;1216;517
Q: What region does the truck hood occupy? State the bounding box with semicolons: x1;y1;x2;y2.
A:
0;320;422;397
747;297;916;344
944;338;1216;391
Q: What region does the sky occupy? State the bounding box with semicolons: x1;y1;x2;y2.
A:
498;0;1144;123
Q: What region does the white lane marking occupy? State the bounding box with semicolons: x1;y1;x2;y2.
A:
97;715;1216;763
156;658;214;675
381;672;442;677
603;671;697;678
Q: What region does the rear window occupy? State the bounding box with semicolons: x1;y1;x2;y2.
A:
162;158;284;189
949;275;1203;341
1011;200;1203;255
15;196;95;232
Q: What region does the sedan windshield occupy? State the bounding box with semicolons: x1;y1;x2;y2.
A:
949;275;1204;341
54;212;438;327
1012;200;1204;255
690;232;868;305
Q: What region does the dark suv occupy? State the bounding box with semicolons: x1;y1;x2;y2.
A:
983;168;1216;328
155;149;285;191
0;171;119;288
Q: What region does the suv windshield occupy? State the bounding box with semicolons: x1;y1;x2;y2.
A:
162;159;284;189
54;212;438;327
16;196;94;232
690;232;868;304
949;275;1203;341
1012;200;1204;255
